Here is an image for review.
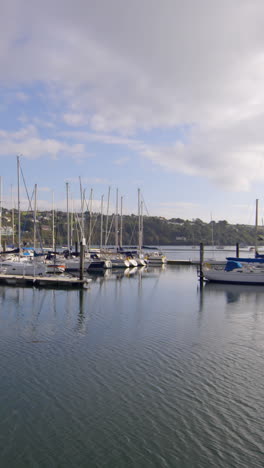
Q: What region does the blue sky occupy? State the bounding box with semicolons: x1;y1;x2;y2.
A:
1;0;264;224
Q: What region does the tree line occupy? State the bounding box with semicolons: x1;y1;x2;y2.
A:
1;208;262;247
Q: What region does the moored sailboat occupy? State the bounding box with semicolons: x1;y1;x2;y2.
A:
203;259;264;285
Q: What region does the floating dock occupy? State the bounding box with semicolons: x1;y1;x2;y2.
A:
0;274;91;289
167;259;194;265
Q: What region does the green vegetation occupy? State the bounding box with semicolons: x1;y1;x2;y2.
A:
1;208;262;247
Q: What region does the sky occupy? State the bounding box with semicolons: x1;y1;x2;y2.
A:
1;0;264;224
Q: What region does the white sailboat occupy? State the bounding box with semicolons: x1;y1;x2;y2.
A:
203;199;264;285
0;259;47;276
145;251;167;265
203;260;264;285
0;157;48;276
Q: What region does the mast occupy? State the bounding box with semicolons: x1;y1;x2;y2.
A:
70;196;73;249
82;188;86;245
11;184;15;245
138;188;142;253
120;195;123;249
66;182;70;252
141;199;144;250
17;156;21;256
52;191;55;251
88;188;93;249
33;184;37;251
79;176;84;243
100;194;104;250
105;186;111;246
255;198;259;256
115;188;119;250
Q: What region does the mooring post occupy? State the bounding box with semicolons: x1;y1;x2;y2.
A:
236;242;239;258
79;242;84;281
199;242;204;284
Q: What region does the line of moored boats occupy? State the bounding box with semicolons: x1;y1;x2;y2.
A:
0;247;167;277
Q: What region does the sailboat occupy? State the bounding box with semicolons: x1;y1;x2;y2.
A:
0;158;49;276
0;156;47;276
203;259;264;285
203;200;264;284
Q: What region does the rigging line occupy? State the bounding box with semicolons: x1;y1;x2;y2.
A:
129;222;137;246
83;191;93;243
68;199;82;246
105;214;115;246
66;190;81;247
74;211;82;241
84;192;92;213
90;213;100;243
21;188;35;237
20;166;43;250
75;210;84;239
141;194;149;216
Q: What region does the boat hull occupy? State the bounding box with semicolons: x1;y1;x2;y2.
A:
88;260;112;270
204;269;264;285
65;259;91;271
146;256;167;265
110;259;130;268
0;261;46;276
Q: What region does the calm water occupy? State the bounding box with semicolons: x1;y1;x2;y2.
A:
0;263;263;467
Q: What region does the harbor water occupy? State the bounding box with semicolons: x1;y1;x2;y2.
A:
0;256;263;467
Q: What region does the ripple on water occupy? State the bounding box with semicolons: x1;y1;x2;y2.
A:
0;269;263;468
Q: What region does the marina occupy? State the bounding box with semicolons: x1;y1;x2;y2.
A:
2;2;264;467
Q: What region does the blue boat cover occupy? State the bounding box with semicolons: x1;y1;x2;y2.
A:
225;260;243;271
227;257;264;263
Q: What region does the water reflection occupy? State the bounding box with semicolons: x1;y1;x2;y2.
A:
76;289;86;333
203;281;264;303
0;265;167;337
198;281;264;325
86;265;164;282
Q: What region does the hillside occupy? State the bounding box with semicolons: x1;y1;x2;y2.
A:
0;208;262;248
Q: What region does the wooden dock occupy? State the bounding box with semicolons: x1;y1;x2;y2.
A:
167;259;194;265
0;274;91;289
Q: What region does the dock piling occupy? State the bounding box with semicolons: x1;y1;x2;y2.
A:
199;242;204;284
79;242;84;280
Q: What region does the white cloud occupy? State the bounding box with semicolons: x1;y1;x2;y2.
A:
38;186;51;192
157;201;201;220
0;125;86;160
1;0;264;190
66;176;109;185
63;113;88;126
114;156;130;166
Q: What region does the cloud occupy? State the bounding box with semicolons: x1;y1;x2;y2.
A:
0;125;86;160
63;113;88;126
157;201;200;219
38;186;51;192
140;118;264;191
114;156;130;166
1;1;264;189
66;176;109;185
